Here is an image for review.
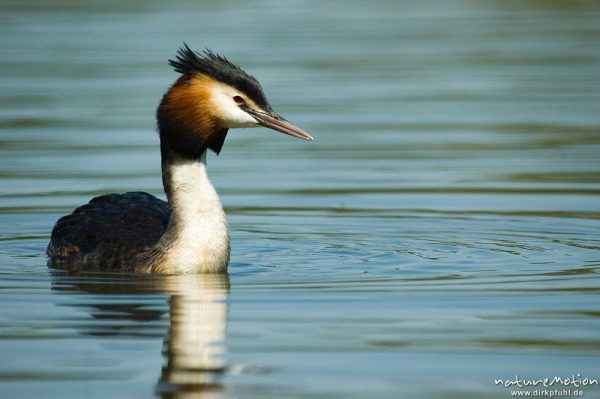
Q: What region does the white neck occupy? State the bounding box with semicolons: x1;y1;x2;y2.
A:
148;152;230;273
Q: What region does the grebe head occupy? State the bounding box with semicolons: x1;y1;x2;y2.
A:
158;43;313;159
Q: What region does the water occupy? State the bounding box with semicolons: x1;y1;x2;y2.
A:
1;1;600;398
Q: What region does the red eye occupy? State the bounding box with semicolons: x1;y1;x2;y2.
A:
233;96;245;104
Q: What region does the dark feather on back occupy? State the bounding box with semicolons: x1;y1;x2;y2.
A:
47;192;170;272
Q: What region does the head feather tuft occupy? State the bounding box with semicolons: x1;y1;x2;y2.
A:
169;43;272;111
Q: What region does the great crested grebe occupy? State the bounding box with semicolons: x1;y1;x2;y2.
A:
47;44;313;274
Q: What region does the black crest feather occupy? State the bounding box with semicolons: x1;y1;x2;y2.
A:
169;43;272;111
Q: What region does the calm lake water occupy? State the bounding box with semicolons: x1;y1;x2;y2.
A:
1;1;600;398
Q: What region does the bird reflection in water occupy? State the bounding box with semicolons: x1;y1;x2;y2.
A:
50;271;230;398
158;274;229;398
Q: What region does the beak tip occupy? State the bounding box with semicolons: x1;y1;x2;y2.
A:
299;131;315;141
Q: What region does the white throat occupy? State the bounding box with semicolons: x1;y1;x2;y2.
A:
151;152;230;273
